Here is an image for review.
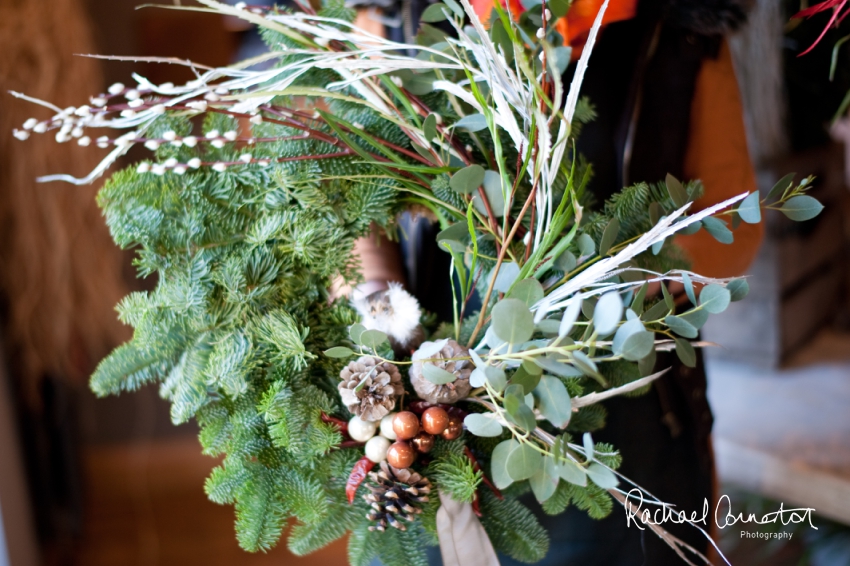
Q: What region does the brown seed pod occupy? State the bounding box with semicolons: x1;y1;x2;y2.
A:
392;411;420;440
411;432;435;453
408;339;473;404
421;406;449;435
387;441;416;469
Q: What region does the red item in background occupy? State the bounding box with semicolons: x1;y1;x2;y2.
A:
791;0;850;56
561;0;637;58
470;0;637;59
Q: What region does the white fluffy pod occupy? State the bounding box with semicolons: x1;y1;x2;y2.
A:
352;282;424;355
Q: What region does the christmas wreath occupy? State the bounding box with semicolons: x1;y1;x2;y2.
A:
12;0;824;564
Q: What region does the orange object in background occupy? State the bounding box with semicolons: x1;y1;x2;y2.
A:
561;0;637;56
471;0;637;57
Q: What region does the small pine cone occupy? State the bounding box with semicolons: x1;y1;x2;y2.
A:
408;339;473;404
364;462;432;532
338;356;404;422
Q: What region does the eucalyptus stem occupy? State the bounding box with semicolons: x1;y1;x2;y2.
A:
467;178;541;346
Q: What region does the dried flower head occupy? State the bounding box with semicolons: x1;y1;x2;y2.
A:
408;339;473;404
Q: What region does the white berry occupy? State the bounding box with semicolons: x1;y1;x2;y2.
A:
365;435;390;463
380;413;398;440
348;415;378;442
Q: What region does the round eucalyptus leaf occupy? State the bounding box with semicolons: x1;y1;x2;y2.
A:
470;367;487;388
491;298;535;344
484;325;507;350
533;376;571;428
439;239;466;254
510;364;541;396
578;233;595;257
586;462;619;489
423;113;438;142
727;279;749;302
441;0;464;17
556;459;587;486
402;73;435;95
677;220;702;236
473;170;506;217
506;442;543;481
638;348;657;377
679;308;709;330
417;23;449;46
529;456;559;503
593;292;623;336
454;113;488;133
649;202;663;226
323;346;356;358
468;348;485;368
652;238;665;255
450;164;485;194
699;284;731;314
570;351;600;380
504;384;536;430
612;317;643;355
508;401;537;431
767;172;796;200
559;298;581;337
599;217;620;256
641;299;671;322
582;432;594;461
681;272;696;306
422;364;458;385
737;191;762;224
491;439;517;489
555;250;577;273
492;262;520;293
349;323;366;344
521;358;543;376
484;366;507;392
638;346;658;377
536;319;561;335
360;329;389;350
464;413;504;437
666;173;688;208
507;278;544;307
780;195;824;222
581;297;596;320
664;315;698;339
620;331;655;362
552;46;572;75
535;356;583;378
490;19;513;64
631;284;648;315
436;223;468;254
420;3;448;22
675;338;697;368
701;217;734;244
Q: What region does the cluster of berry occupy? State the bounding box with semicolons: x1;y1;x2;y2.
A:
347;406;464;468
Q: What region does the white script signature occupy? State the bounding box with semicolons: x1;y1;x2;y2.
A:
623;490;817;531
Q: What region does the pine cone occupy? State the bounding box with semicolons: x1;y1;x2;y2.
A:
409;339;473;404
364;462;432;532
338;356;404;422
